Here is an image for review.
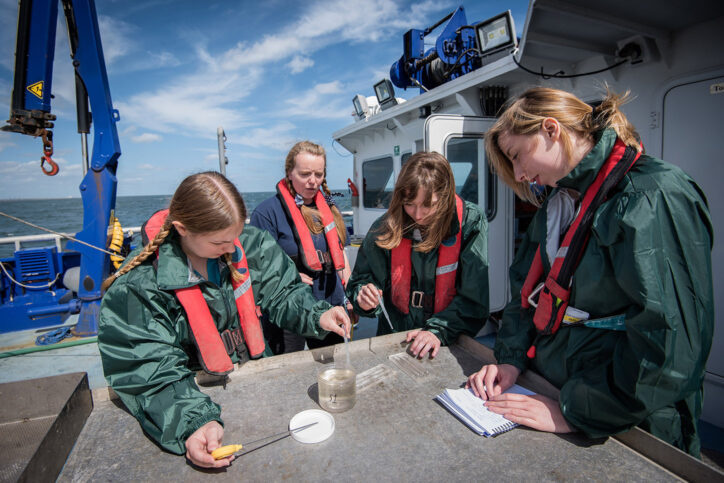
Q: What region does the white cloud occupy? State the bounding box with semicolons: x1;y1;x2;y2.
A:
284;81;350;120
98;16;138;66
0;155;79;179
115;65;263;135
211;0;441;71
288;55;314;74
131;133;162;143
232;121;298;150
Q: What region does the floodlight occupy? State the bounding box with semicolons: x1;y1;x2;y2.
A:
475;11;517;56
374;79;398;110
353;94;369;119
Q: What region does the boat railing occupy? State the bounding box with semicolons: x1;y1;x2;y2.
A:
1;212;352;254
0;227;142;253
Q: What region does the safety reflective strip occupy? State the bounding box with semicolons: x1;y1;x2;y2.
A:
233;276;251;299
436;262;458;275
324;221;336;233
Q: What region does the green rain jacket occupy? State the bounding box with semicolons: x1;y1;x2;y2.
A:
496;129;713;456
98;225;331;454
346;201;489;344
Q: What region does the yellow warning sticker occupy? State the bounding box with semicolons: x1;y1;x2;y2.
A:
27;81;44;99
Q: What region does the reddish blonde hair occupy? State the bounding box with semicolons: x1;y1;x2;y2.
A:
485;87;640;204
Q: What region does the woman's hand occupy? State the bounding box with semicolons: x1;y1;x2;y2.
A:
299;273;314;286
319;306;351;338
406;330;441;358
484;393;574;433
356;283;382;311
185;421;232;468
466;363;520;400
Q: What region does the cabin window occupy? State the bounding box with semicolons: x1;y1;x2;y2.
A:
446;136;497;221
401;152;412;167
362;156;394;209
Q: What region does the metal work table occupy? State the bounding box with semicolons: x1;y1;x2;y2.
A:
57;333;709;481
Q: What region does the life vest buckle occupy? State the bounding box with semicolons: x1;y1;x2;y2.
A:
527;282;544;308
316;249;334;273
221;328;250;364
411;291;425;309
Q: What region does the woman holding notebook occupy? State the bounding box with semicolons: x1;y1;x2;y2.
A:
467;87;713;457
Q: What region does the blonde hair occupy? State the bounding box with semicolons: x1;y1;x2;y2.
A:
284;141;347;244
376;151;457;253
102;171;247;291
485;87;641;204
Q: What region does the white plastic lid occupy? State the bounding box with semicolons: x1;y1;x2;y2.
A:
289;409;335;444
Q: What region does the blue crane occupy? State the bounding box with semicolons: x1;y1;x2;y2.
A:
1;0;121;336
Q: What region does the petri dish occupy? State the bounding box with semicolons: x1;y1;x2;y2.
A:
289;409;335;444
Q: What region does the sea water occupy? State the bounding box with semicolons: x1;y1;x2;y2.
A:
318;367;356;413
0;191;352;259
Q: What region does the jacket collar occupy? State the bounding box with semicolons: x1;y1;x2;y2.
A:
556;129;616;194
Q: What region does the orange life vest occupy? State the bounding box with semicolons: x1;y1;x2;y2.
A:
276;180;345;278
143;209;265;375
520;139;640;358
390;195;464;315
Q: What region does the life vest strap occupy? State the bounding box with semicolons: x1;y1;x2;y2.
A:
522;139;640;349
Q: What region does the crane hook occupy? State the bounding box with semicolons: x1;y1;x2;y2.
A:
41;154;59;176
40;129;59;176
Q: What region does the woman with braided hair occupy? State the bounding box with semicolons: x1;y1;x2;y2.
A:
467;87;713;456
98;171;350;468
250;141;354;353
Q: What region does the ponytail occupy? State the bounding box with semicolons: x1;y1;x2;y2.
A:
591;89;642;152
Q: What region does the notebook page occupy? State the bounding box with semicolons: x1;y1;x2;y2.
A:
443;384;535;434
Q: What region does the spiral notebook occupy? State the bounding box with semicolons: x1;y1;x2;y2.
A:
435;384;535;437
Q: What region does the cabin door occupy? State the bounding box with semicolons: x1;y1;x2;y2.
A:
424;115;513;313
662;74;724;427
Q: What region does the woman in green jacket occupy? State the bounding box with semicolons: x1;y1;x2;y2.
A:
99;172;350;468
467;87;713;456
346;151;489;359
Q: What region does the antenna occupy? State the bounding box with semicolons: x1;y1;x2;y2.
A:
217;126;228;176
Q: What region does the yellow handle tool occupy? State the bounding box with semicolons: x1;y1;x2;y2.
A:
211;444;243;460
211;421;319;460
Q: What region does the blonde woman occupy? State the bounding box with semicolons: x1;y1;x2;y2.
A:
467;87;713;457
346;151;489;359
99;172;350;468
250;141;353;353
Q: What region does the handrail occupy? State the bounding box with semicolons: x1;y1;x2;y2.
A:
0;227;141;252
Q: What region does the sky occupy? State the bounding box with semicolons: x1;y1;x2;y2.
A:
0;0;528;199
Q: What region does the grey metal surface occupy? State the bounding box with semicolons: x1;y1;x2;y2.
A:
58;334;685;482
0;372;92;483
